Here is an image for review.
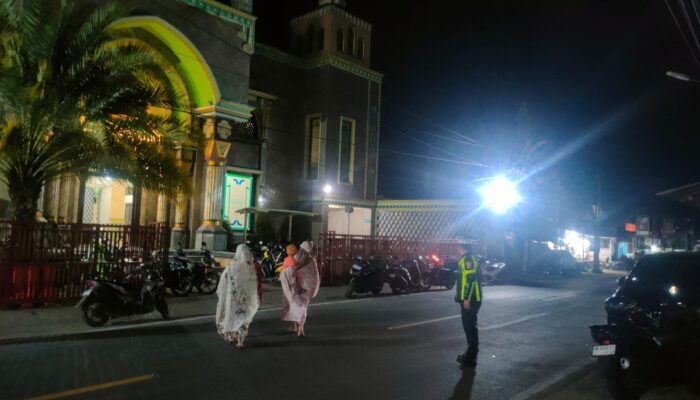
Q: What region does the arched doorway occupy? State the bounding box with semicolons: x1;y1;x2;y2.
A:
75;17;221;228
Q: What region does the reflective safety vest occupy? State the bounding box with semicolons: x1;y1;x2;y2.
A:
459;255;481;303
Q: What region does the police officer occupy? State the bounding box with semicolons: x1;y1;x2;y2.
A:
455;242;482;368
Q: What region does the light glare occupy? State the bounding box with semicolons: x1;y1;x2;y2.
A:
480;175;521;214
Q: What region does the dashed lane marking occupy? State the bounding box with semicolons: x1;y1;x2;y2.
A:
27;373;156;400
388;312;550;331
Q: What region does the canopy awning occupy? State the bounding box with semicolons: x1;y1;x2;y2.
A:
234;208;317;241
235;207;317;217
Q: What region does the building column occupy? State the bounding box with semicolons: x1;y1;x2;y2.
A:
195;161;227;250
57;175;72;223
35;185;47;222
156;193;169;227
171;189;189;248
44;178;60;222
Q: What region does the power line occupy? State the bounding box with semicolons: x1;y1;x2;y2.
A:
382;122;483;147
679;0;700;57
381;99;479;144
379;148;488;167
381;125;488;167
666;0;700;67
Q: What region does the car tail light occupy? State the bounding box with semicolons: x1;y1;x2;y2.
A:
431;255;440;263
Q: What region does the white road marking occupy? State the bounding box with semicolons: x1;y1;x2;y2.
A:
388;312;550;331
388;315;461;330
505;358;594;400
481;313;549;331
542;294;578;302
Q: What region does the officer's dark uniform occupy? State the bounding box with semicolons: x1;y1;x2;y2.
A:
455;251;482;367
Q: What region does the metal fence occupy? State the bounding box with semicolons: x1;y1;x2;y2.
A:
0;221;170;307
316;232;467;285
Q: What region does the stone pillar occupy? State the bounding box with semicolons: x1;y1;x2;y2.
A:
36;185;47;222
171;190;189;248
44;178;60;222
195;161;227;250
156;193;169;227
57;175;71;223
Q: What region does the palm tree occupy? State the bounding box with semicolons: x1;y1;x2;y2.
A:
0;0;196;221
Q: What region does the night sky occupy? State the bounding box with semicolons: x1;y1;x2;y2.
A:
253;0;700;223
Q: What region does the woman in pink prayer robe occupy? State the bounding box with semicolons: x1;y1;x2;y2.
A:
280;241;319;337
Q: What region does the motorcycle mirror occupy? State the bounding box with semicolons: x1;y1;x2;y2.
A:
201;241;206;247
617;276;626;286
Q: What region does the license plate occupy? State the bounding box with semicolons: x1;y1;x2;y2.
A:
592;344;616;356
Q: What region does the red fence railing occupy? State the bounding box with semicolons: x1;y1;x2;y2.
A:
316;232;468;286
0;221;170;307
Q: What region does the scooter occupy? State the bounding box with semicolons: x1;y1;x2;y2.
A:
345;257;384;298
76;264;169;327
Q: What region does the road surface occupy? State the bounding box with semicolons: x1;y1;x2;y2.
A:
1;274;630;399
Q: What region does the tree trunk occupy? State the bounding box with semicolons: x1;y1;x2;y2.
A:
8;176;42;222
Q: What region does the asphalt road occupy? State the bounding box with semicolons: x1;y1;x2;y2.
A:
1;274;619;400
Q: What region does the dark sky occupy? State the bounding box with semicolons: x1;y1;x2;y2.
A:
253;0;700;222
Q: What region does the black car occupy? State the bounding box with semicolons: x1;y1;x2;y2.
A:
591;253;700;399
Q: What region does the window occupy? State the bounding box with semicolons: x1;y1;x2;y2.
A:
357;38;365;60
222;172;255;231
347;28;355;55
336;29;345;52
316;28;325;51
307;24;315;54
356;38;365;60
338;117;355;184
305;116;322;180
295;35;304;56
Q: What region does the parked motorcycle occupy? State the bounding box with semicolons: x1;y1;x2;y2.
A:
345;257;385;298
481;257;507;285
419;254;458;289
385;256;417;295
193;242;221;294
259;242;285;280
167;244;194;296
76;263;169;327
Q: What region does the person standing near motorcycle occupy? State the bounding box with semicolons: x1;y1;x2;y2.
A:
455;243;482;368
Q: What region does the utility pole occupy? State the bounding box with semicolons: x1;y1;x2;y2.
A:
592;173;602;273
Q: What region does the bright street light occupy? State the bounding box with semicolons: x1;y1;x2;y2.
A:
479;175;521;214
323;184;332;194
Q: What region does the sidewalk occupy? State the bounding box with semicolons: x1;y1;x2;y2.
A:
0;283;350;343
